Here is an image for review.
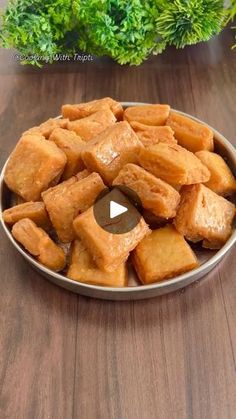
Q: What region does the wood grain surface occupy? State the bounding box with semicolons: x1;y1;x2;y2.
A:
0;7;236;418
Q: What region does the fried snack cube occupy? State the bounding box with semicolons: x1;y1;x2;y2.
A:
132;225;198;284
62;97;123;121
42;172;105;243
67;239;127;287
166;112;214;152
12;218;66;271
49;128;85;180
67;109;116;141
73;206;150;272
3;201;50;229
195;151;236;196
41;169;90;202
124;104;170;126
129;122;176;147
113;164;180;218
4;134;67;201
81;121;143;185
24;118;69;139
138;143;210;185
174;184;235;248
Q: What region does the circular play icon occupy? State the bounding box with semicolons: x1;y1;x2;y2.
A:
93;185;142;234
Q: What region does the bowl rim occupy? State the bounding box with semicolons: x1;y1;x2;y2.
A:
0;103;236;295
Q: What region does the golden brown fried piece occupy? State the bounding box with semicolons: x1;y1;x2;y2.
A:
132;225;198;284
49;128;85;180
12;218;66;271
24;118;69;139
113;164;180;218
174;184;235;248
41;169;90;199
4;134;67;201
73;206;150;272
138;143;210;185
136;128;176;148
67;239;127;287
129;122;176;147
124;104;170;126
81;121;143;185
67;109;116;141
42;172;105;243
166;112;214;152
3;201;50;229
195;151;236;196
62;97;123;121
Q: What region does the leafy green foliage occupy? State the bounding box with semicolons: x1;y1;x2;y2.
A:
229;0;236;48
156;0;226;48
0;0;233;66
229;0;236;18
0;0;75;65
73;0;163;65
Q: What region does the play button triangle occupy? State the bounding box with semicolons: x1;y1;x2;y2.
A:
93;186;142;234
110;200;128;219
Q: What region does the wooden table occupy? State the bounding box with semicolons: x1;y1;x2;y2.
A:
0;18;236;419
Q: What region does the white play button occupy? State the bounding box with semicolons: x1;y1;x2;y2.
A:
93;186;142;234
110;200;128;219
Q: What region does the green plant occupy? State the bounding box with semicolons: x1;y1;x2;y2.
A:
230;0;236;18
156;0;226;48
0;0;76;65
229;0;236;48
0;0;234;66
73;0;165;65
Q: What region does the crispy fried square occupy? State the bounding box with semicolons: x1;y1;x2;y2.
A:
67;239;127;287
12;218;66;271
174;184;235;248
24;118;69;139
124;105;170;126
62;97;123;121
129;122;176;147
42;172;105;243
49;128;85;180
81;121;143;185
4;134;67;201
138;143;210;185
132;225;198;284
73;206;150;272
3;201;50;229
67;109;116;141
41;169;90;203
195;151;236;196
166;112;214;152
113;164;180;218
